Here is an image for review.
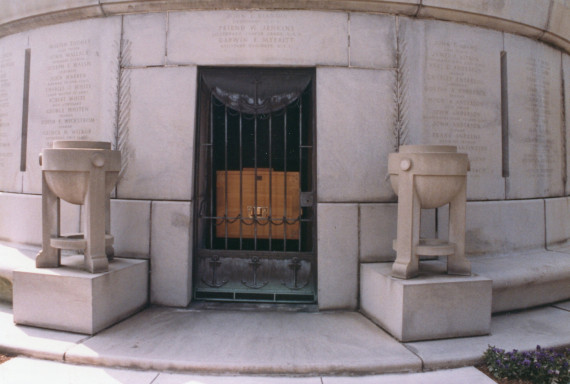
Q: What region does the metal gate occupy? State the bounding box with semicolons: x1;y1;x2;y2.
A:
193;68;316;303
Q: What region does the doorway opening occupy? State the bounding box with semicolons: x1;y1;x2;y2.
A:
193;67;316;303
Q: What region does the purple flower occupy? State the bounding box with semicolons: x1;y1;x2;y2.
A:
523;359;531;367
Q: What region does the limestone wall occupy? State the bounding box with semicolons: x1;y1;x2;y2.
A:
0;0;569;53
0;8;568;309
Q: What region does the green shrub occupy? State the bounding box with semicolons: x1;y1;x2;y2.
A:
483;345;570;384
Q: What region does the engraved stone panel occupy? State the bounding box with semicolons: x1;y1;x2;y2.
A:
0;33;25;192
317;67;396;203
116;66;196;200
122;13;166;67
401;19;504;200
167;10;348;66
505;34;564;199
23;17;121;194
349;13;396;69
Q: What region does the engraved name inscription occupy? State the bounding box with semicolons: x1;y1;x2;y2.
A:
0;52;15;167
423;40;496;176
519;57;556;178
40;39;96;147
213;13;297;50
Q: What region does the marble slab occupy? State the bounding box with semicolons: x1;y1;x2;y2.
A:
545;197;570;248
359;204;436;262
116;66;195;200
23;17;121;194
504;34;564;199
349;13;396;69
0;33;25;192
438;199;545;256
65;308;421;374
419;0;550;38
0;192;79;246
167;10;348;66
400;19;505;200
317;67;396;203
109;199;151;259
150;201;192;307
122;13;166;67
317;203;358;310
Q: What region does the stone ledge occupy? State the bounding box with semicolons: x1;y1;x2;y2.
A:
470;248;570;313
0;242;37;303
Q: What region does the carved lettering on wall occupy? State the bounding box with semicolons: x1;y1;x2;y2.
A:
0;52;15;168
213;13;297;50
40;39;96;147
423;40;496;177
520;57;555;178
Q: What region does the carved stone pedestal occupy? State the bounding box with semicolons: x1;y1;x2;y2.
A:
13;256;148;335
388;145;470;279
360;262;492;342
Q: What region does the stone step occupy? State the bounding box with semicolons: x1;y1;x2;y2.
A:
470;248;570;313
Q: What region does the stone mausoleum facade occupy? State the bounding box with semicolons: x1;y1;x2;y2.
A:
0;1;569;312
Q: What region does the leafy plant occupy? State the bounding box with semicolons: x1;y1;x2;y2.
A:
483;345;570;384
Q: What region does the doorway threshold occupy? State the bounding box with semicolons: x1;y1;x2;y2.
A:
188;300;319;313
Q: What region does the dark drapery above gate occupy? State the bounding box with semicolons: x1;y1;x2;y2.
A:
201;68;312;114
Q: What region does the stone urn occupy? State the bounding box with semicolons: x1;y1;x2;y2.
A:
36;141;121;273
388;145;470;279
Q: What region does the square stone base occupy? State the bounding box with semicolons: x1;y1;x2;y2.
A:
360;262;492;342
13;256;148;335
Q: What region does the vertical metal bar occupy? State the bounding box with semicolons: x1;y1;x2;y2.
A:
209;93;214;249
224;105;229;250
254;113;258;250
268;113;273;250
20;48;31;172
298;95;303;252
239;112;243;250
283;109;288;250
501;51;509;179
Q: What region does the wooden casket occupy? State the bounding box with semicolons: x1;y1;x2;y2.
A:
216;169;301;239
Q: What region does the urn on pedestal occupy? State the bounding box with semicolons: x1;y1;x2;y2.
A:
36;140;121;273
388;145;470;279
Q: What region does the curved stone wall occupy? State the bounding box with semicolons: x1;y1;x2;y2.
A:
0;5;568;309
0;1;569;53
